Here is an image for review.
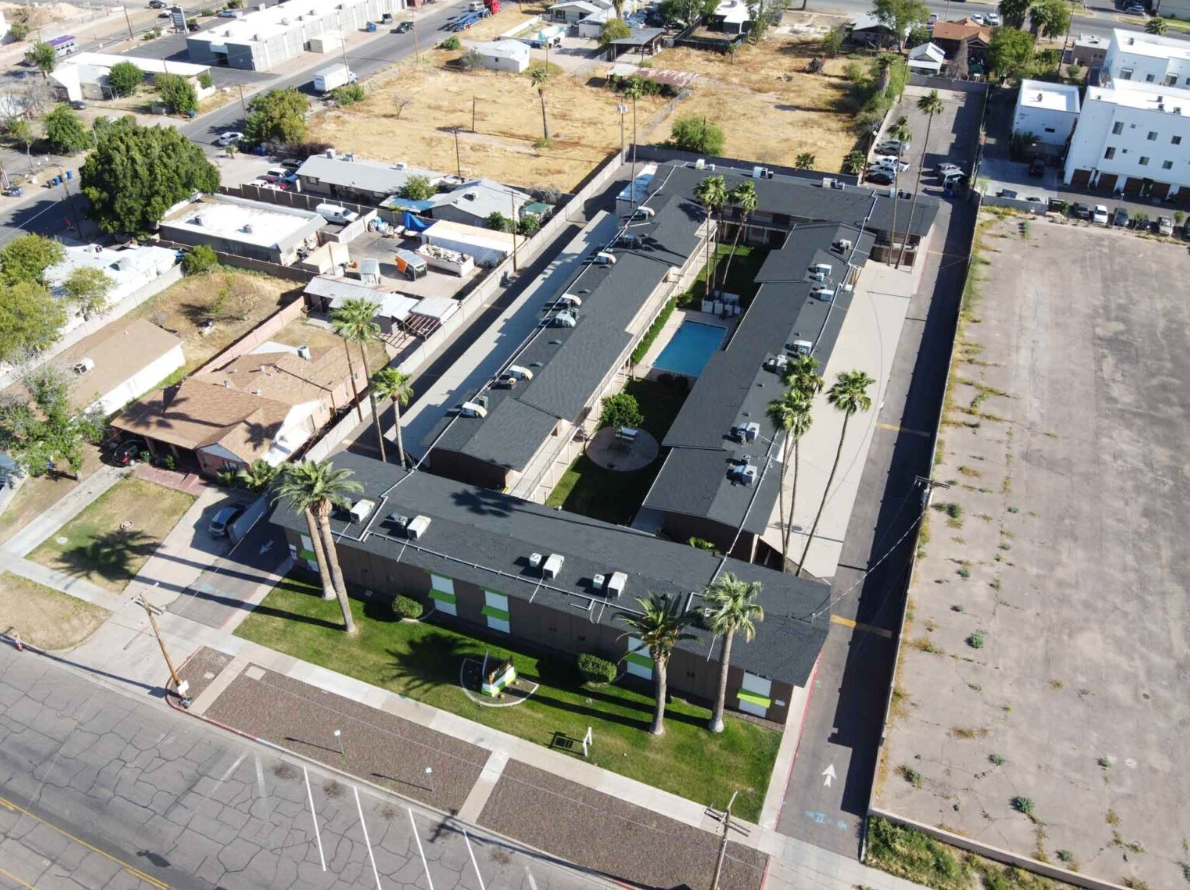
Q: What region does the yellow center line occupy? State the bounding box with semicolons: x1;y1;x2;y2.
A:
876;422;933;439
831;614;894;639
0;794;172;890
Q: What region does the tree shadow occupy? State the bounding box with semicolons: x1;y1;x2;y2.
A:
386;631;476;697
52;527;160;586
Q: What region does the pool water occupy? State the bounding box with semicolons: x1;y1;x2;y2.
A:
653;321;726;377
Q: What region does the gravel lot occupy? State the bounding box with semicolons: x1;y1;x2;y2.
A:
177;645;234;702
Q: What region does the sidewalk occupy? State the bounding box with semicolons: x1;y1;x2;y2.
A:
1;465;126;557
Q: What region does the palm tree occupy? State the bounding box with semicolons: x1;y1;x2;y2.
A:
1146;15;1169;35
896;90;944;268
768;388;812;573
623;78;644;192
797;370;875;577
616;594;696;736
272;461;363;632
371;367;414;467
888;116;912;146
795;152;816;170
331;297;381;426
235;458;278;493
999;0;1032;29
717;180;757;294
842;150;866;177
693;175;727;302
704;574;765;733
783;351;824;401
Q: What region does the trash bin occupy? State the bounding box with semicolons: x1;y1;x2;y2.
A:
65;170;73;180
367;20;377;30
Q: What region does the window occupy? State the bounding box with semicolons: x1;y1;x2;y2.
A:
1140;156;1150;166
1148;131;1158;141
1120;69;1133;80
428;574;457;616
1112;121;1124;135
1104;146;1117;160
483;590;510;634
1166;75;1178;86
1163;160;1174;170
1145;74;1156;83
1173;136;1183;146
1044;127;1056;134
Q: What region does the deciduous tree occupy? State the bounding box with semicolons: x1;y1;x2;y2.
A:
25;42;56;79
244;88;308;146
871;0;929;49
44;104;91;154
987;26;1034;80
155;73;198;115
669;113;725;154
107;61;145;97
0;234;64;286
0;365;105;478
62;267;114;320
0;282;65;363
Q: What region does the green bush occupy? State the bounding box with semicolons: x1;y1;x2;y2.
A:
668;114;725;155
182;245;218;274
440;35;461;50
198;72;214;89
394;595;424;620
577;653;617;684
631;296;676;364
865;817;971;890
330;82;366;106
1012;796;1034;815
967;632;985;649
107;61;144;97
9;20;29;41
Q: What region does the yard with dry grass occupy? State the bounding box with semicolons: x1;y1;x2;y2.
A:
270;316;389;371
0;573;109;650
124;270;302;375
307;9;863;190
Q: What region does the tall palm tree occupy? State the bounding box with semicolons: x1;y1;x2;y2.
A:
693;175;727;302
896;91;944;268
624;78;644;195
1146;15;1168;35
768;387;812;573
718;180;757;293
617;594;696;736
371;367;414;467
704;573;765;733
797;370;875;578
272;461;364;633
783;352;824;401
331;297;381;426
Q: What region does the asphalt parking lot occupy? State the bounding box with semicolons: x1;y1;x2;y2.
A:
873;215;1190;890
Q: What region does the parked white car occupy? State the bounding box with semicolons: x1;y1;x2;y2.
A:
1092;205;1110;226
985;12;1000;25
873;156;910;172
969;13;985;24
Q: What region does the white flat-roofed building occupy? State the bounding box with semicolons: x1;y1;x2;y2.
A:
186;0;402;71
159;195;325;265
1013;79;1081;145
50;53;211;102
474;39;531;73
1103;28;1190;87
47;243;178;310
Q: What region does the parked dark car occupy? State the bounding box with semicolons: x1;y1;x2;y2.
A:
1028;157;1045;177
106;437;147;467
394;20;413;32
1070;202;1092;220
866;170;895;185
209;505;246;538
1112;206;1129;227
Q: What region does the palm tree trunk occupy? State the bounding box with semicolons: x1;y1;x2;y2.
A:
359;344;387;464
718;212;746;294
709;628;735;733
703;205;714;302
304;509;336;600
887;177;899;268
777;431;792;571
787;439;801;568
393;399;407;467
650;656;668;736
316;508;357;634
342;341;364;423
798;414;851;578
896;113;934;268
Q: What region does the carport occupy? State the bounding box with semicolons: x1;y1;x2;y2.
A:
605;27;665;60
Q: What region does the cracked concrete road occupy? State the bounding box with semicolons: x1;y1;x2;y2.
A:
0;645;609;890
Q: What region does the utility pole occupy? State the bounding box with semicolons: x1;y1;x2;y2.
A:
915;475;952;508
134;592;191;708
472;95;476;133
710;790;750;890
617;103;627;155
122;4;135;41
412;9;420;62
453;126;462;177
59;166;83;238
237;83;247;120
510;188;519;273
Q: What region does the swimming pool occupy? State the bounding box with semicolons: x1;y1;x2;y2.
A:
653;321;726;378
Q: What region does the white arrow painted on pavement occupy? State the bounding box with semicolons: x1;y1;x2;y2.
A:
259;540;274;555
822;764;837;787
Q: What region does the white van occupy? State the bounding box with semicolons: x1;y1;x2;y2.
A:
315;203;359;225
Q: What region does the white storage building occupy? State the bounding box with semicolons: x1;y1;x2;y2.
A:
1012;79;1081;146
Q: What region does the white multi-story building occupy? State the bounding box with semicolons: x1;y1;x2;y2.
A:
1063;29;1190;199
1013;79;1081;146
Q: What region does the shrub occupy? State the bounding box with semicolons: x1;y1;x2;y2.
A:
156;72;198;115
182;245;218;274
631;296;677;364
198;72;214;89
9;20;29;41
967;632;984;648
517;215;540;237
1012;796;1035;815
599;392;643;430
200;7;215;14
486;211;512;232
440;35;461;50
989;753;1006;766
394;595;423;620
399;174;436;201
460;47;484;70
107;61;144;97
577;653;617;684
330;82;366;106
599;17;631;47
668;114;725;155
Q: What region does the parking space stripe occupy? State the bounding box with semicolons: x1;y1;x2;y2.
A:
303;768;326;872
0;864;39;890
876;422;932;438
354;788;384;890
830;614;894;638
407;808;436;890
462;828;487;890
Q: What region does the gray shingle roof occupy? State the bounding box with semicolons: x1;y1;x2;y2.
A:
296;155;443;196
270;452;830;686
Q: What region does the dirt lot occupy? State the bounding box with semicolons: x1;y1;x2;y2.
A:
0;573;109;651
307;11;859;190
269;315;389;371
124;270;302;375
874;214;1190;890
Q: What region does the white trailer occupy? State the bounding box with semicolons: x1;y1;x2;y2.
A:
313;64;357;93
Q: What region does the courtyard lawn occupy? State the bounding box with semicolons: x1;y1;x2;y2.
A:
546;379;688;525
680;243;769;309
237;573;779;822
29;478;196;592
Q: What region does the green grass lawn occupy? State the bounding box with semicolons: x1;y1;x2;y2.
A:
29;478;196;592
237;573;780;822
680;243;769;308
546;378;688;525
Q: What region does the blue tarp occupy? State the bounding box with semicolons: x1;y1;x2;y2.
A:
402;211;432;232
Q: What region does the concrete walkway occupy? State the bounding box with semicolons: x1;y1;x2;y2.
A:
0;551;123;612
2;465;126;557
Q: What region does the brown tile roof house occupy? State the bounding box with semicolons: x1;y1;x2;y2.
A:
930;19;993;55
112;345;363;476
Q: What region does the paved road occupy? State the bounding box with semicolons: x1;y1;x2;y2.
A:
0;643;609;890
774;86;983;857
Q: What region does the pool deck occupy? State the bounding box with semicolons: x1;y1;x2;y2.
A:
636;308;733;378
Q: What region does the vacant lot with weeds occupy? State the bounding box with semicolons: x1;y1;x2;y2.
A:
873;215;1190;890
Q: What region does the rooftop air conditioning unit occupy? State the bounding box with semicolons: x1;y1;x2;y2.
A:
695;158;706;170
620;233;639;248
763;353;790;373
496;375;518;389
406;515;431;540
753;166;772;179
594;251;616;265
810;263;832;278
547;311;578;328
811;286;833;302
460;400;488;418
542;553;565;579
507;364;534;381
395;161;407;170
730;421;759;443
739;465;757;486
72;357;95;374
326;148;337;158
830;180;845;190
528;552;544;570
242;223;254;234
556;293;582;308
388;513;411;530
791;339;813;355
728;460;757;485
349;499;375;523
835;239;853;253
297;345;312;360
632;206;655;220
607;571;627;598
822;177;836;188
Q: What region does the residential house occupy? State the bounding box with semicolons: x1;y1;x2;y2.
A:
302;276;420;335
112;343;367;475
1013;79;1081;147
847;13;902;50
1071;34;1109;70
707;0;751;35
425;178;533;227
50;53;212;103
295;153;446;205
158;194;324;266
548;0;606;24
907;42;946;75
474;39;531;73
269;450;831;725
929;19;992;64
47;243;178;315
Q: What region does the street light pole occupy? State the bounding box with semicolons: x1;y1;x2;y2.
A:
710;789;751;890
134;592;190;708
122;5;136;41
